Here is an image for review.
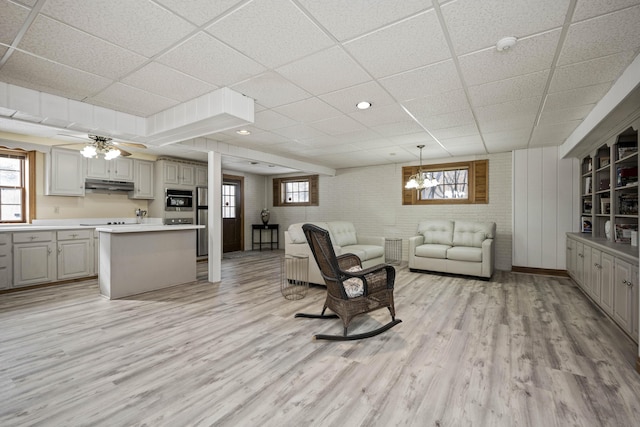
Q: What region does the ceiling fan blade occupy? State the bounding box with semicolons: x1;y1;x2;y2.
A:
114;141;147;149
118;148;132;157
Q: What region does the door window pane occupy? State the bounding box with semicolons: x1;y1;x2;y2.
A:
222;184;236;218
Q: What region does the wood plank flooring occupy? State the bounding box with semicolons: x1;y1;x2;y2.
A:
1;250;640;426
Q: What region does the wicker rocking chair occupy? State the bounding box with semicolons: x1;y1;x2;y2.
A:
295;223;401;340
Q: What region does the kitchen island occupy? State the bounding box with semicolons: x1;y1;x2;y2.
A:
97;224;204;299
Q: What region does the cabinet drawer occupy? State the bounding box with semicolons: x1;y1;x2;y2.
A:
57;230;92;241
0;253;10;268
0;233;10;245
13;231;54;243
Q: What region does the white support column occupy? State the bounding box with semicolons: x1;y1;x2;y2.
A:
208;151;222;283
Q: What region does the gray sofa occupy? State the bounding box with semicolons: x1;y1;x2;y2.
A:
408;220;496;279
284;221;385;285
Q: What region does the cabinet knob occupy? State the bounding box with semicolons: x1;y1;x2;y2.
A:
58;247;62;253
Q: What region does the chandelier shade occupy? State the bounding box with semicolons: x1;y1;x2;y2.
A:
81;135;121;160
405;145;439;190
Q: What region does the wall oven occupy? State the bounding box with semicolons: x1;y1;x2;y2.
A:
165;189;193;211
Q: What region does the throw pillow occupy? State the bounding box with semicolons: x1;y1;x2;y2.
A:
342;266;364;298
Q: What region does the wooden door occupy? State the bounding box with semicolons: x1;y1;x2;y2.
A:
222;175;243;253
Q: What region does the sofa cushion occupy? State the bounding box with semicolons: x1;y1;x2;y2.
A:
414;243;450;259
447;246;482;262
328;221;358;246
452;221;495;248
342;244;384;261
417;220;454;245
288;222;329;243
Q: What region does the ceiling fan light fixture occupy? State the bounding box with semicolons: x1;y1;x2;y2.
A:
80;145;97;158
104;148;121;160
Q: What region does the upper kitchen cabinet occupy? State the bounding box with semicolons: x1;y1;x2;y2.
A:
86;157;134;181
45;147;85;196
129;159;154;200
160;159;195;186
196;165;208;187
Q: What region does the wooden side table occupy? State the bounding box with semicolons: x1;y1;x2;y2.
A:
252;224;279;250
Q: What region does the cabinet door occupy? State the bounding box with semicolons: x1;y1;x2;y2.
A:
130;160;154;199
582;246;592;293
632;265;639;339
164;162;179;185
47;147;85;196
566;238;576;279
613;258;634;334
600;252;615;315
575;242;585;287
0;233;11;290
58;239;93;280
13;242;56;287
196;166;208;186
589;248;602;301
86;157;110;179
112;157;134;181
180;164;195;185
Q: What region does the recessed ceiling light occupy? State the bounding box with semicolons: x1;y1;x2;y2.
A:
236;129;251;135
496;36;517;52
356;101;372;110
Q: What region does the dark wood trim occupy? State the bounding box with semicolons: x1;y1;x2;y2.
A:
511;266;569;277
223;174;244;251
637;356;640;374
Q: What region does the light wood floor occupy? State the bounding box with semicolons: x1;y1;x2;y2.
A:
2;250;640;426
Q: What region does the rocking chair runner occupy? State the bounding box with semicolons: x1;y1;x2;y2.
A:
295;224;402;340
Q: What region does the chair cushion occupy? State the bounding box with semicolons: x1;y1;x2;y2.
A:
414;244;450;259
288;222;328;243
328;221;358;246
417;220;454;245
452;221;496;248
343;266;364;298
342;244;384;261
447;246;482;262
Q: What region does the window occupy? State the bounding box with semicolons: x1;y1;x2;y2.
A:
273;175;319;207
0;149;30;223
222;183;236;218
402;160;488;205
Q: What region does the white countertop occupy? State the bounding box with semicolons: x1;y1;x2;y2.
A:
0;218;202;233
96;224;203;233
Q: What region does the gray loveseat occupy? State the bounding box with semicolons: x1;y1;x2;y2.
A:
408;220;496;279
284;221;385;285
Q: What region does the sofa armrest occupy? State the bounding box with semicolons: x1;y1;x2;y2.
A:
357;235;385;247
481;238;495;278
284;231;293;245
409;235;424;253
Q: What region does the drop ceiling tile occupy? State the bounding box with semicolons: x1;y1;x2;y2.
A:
468;70;549;107
478;115;536;133
273;97;341;123
420;109;475;130
483;128;531;152
573;0;640;22
296;0;430;41
379;60;462;101
538;104;595;126
158;33;265;87
309;115;367;136
89;83;178;117
352;138;398;149
231;71;310;109
276;47;371;95
529;121;581;147
543;83;612;111
231;130;285;146
550;51;637;93
253;110;298;131
344;10;450;78
558;5;640;65
441;0;569;55
328;128;380;144
19;15;147;80
206;0;334;68
371;121;426;137
348;103;411;127
0;0;30;44
320;81;396;114
459;30;561;86
439;134;484;147
429;123;480;140
475;97;542;124
403;89;470;118
0;51;111;101
41;0;196;57
13;0;36;6
389;132;436;146
121;62;217;102
155;0;243;26
302;134;341;148
273;124;327;140
444;143;487;157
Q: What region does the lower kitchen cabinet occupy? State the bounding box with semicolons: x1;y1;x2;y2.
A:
13;232;57;287
57;230;93;280
567;233;638;342
0;233;11;289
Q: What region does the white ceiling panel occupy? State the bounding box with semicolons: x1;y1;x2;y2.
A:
276;46;371;96
344;10;450;78
206;0;334;69
0;0;639;172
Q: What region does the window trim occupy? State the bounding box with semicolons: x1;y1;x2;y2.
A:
273;175;319;207
402;159;488;205
0;148;34;223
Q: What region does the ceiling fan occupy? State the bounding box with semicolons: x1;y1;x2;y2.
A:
56;133;147;159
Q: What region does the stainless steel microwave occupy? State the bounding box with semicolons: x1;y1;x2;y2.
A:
165;189;193;211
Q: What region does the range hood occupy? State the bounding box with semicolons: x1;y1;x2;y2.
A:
85;178;134;193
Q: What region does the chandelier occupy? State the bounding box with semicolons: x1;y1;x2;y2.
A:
80;135;121;160
405;145;439;190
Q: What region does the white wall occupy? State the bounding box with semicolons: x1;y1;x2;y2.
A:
512;146;580;270
269;152;513;271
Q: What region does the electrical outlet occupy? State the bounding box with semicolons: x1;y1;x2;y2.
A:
54;206;59;214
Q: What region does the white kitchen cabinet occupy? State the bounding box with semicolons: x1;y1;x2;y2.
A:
46;147;85;196
196;165;208;187
12;231;56;287
163;161;195;186
57;230;93;280
566;237;576;279
129;159;154;199
589;247;602;301
613;257;636;336
86;157;134;181
575;241;585;288
600;252;615;316
0;233;12;289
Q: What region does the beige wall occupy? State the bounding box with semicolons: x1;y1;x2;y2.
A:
34;152;149;220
